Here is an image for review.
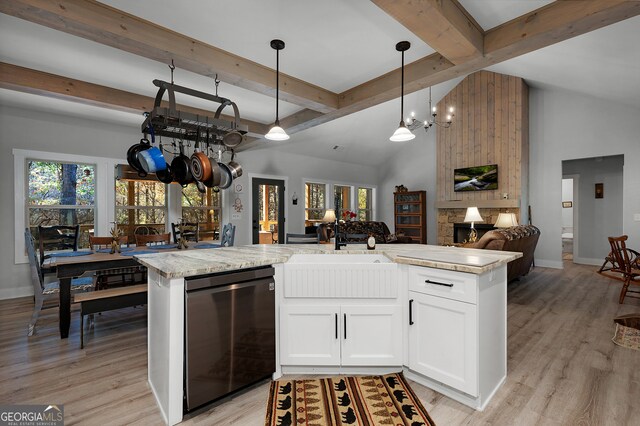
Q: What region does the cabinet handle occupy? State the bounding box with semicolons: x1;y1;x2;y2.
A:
343;313;347;340
409;299;414;325
335;313;338;339
425;279;454;288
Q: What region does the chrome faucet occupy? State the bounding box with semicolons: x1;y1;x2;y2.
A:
334;219;347;250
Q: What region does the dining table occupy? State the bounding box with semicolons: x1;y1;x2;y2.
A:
45;243;221;339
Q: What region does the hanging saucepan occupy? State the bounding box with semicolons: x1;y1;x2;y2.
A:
126;137;151;177
155;140;174;184
190;128;212;183
202;138;221;188
225;150;242;179
214;100;245;148
218;161;233;189
171;141;194;186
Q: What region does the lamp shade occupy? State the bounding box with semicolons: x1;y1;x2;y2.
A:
322;209;336;222
265;124;289;141
494;212;518;228
390;122;415;142
464;207;483;223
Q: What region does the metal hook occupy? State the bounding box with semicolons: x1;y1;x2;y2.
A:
169;59;175;84
214;73;220;97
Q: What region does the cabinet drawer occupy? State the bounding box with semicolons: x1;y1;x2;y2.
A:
408;267;477;304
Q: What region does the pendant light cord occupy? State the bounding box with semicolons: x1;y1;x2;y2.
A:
400;50;404;122
275;49;280;124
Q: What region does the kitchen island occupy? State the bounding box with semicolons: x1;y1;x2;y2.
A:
136;244;521;425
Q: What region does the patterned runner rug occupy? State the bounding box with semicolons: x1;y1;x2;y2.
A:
612;314;640;350
265;372;435;426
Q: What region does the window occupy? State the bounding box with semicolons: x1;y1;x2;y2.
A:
357;187;373;221
27;160;95;248
333;185;352;220
305;182;326;224
115;179;167;242
181;185;221;241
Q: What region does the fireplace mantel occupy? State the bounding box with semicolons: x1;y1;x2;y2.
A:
436;199;520;209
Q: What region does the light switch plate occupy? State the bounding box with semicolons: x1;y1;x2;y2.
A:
634;213;640;222
232;213;241;220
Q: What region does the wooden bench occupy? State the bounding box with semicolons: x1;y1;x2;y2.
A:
75;284;147;348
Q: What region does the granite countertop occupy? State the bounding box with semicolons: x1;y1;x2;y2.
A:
135;243;522;279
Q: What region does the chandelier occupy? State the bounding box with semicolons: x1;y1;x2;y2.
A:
406;86;455;133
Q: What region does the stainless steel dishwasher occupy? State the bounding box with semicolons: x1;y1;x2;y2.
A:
184;266;275;412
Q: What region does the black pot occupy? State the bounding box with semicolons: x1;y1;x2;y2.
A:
127;138;151;177
156;162;173;184
171;144;194;186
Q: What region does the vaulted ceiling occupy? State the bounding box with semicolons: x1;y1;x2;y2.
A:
1;1;639;166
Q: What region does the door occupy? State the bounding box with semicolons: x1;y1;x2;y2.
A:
279;305;340;366
341;304;403;366
408;291;478;396
252;178;285;244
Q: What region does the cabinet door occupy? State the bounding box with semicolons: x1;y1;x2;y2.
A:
341;305;403;366
280;305;340;366
408;292;478;396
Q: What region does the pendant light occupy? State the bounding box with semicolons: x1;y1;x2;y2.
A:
265;39;289;141
390;41;415;142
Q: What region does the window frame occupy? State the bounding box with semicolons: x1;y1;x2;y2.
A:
356;186;375;221
303;178;376;225
180;186;223;241
304;180;328;223
115;178;169;238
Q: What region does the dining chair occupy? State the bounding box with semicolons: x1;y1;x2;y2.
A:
25;229;94;336
88;235;146;290
171;222;199;244
606;235;640;304
135;233;172;247
37;224;80;274
220;223;236;247
285;233;320;244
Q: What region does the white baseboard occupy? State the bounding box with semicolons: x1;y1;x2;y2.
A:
573;257;602;266
535;259;563;269
0;286;33;300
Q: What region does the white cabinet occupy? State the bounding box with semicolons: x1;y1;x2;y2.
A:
342;305;402;366
279;305;340;365
408;291;477;396
280;304;402;367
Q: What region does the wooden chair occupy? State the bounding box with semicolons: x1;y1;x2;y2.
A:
25;229;94;336
605;236;640;304
285;233;320;244
220;223;236;247
135;233;172;247
89;235;146;290
37;224;80;273
171;222;199;243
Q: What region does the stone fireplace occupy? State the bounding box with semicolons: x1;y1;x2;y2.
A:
437;208;520;246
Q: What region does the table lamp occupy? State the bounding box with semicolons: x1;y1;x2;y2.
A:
464;206;484;243
321;209;336;223
494;212;518;228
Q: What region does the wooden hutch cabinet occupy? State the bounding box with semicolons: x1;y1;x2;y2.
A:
394;190;427;244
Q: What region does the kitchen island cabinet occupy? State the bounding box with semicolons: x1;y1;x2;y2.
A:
136;244;519;425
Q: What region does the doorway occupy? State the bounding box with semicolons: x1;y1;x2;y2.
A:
252;178;285;244
561;176;576;261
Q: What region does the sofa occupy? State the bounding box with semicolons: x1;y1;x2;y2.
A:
465;225;540;282
316;221;415;244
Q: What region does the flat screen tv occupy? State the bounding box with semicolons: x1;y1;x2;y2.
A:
454;164;498;192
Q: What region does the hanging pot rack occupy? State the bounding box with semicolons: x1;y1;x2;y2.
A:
141;79;248;145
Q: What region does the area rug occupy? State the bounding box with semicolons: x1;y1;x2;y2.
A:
612;314;640;350
265;372;435;426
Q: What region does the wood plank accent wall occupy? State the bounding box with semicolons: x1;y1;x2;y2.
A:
436;71;529;207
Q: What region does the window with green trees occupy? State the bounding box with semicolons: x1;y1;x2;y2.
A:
181;185;221;240
357;187;373;221
27;160;95;247
305;182;326;223
116;179;167;241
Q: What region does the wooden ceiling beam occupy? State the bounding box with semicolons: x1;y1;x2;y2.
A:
0;0;339;113
371;0;484;64
0;62;270;138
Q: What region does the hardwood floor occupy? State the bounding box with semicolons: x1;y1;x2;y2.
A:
1;262;638;425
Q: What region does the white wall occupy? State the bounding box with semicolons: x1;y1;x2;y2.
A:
378;130;437;245
0;106;379;299
563;155;624;264
223;148;379;246
529;88;640;268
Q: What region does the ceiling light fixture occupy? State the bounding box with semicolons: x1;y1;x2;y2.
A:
390;41;415;143
265;39;289;141
407;86;455;133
